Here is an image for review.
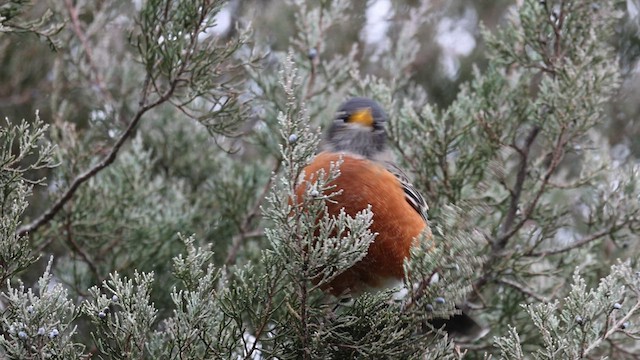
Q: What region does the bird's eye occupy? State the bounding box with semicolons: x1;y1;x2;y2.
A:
336;111;349;122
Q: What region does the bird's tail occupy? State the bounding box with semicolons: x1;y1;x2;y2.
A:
429;311;489;343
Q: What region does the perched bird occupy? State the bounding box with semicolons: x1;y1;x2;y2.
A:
295;97;486;340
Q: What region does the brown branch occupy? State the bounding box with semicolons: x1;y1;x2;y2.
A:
63;0;114;105
472;126;554;298
498;277;549;302
606;338;640;359
552;2;566;61
304;53;318;101
225;229;266;266
64;214;100;280
17;75;170;237
437;136;454;202
401;262;441;312
527;220;628;257
494;126;540;250
17;1;216;237
303;3;325;101
474;112;503;145
498;124;569;250
243;268;283;360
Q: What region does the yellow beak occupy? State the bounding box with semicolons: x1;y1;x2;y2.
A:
349;108;374;127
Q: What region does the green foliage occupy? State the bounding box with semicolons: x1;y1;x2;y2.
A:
0;114;56;283
404;204;486;323
0;258;84;358
0;0;63;50
84;271;157;359
495;262;640;359
134;0;252;136
0;0;639;359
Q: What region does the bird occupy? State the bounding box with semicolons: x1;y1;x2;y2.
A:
294;97;486;340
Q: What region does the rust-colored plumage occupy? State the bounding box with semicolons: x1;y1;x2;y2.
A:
297;152;430;296
294;97;432;297
294;97;487;340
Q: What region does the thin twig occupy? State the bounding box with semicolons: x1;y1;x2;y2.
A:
18;1;214;237
527;221;627;257
552;2;566;61
225;229;265;265
243;268;282;360
64;215;100;280
498;277;549;302
582;299;640;356
305;56;317;101
17;73;169;237
63;0;114;105
606;338;640;358
495;126;540;250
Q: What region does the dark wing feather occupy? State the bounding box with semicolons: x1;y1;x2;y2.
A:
383;162;429;222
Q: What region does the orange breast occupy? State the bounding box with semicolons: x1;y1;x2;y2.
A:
295;152;429;296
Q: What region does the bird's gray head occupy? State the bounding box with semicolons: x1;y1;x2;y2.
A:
321;97;390;161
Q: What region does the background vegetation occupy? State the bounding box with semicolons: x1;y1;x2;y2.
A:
1;0;640;358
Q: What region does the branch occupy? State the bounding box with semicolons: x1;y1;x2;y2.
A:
63;215;100;280
17;75;172;237
225;229;266;266
499;125;569;248
472;125;569;297
243;267;283;360
18;1;216;237
527;220;628;257
63;0;115;105
582;299;640;357
494;125;540;250
497;277;549;302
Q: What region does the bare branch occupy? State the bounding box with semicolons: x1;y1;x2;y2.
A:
63;215;100;280
498;277;549;302
17;74;170;237
527;220;629;257
17;1;218;237
495;125;540;250
63;0;115;105
497;123;571;250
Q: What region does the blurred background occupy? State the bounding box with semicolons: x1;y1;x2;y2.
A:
2;0;639;140
1;0;640;356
